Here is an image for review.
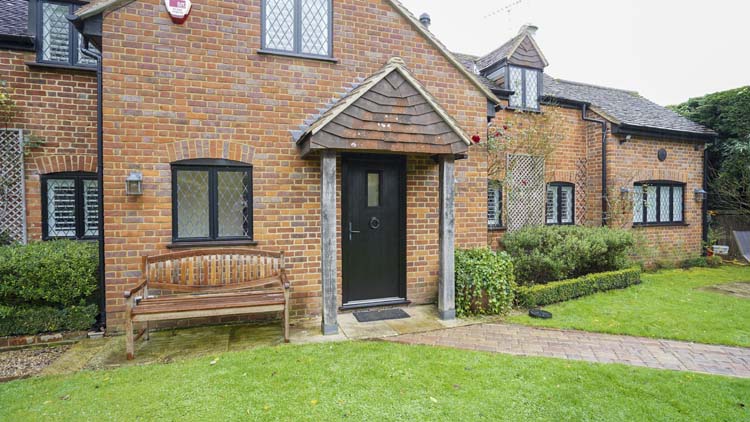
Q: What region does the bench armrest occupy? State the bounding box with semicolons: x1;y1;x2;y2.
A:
279;271;291;290
124;279;148;299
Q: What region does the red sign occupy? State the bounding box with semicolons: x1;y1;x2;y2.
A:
164;0;192;24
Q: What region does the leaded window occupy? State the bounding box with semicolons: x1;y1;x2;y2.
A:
262;0;332;57
171;160;253;243
507;66;541;111
488;180;503;228
633;182;684;225
41;172;98;240
38;0;99;67
546;182;574;225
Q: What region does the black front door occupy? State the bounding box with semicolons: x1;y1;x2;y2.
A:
342;155;406;305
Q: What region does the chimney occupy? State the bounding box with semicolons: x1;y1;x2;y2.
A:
519;24;538;36
419;13;431;29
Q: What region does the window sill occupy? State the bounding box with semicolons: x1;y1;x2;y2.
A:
167;239;259;249
488;226;507;232
257;49;338;63
505;105;542;114
633;222;690;228
26;62;97;73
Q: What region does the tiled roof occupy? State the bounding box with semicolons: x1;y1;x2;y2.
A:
475;33;523;70
453;50;715;137
0;0;29;37
544;75;716;136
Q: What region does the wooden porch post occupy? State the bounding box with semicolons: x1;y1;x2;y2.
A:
438;155;456;320
321;150;339;335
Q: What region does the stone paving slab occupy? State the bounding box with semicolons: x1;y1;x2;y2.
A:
387;323;750;378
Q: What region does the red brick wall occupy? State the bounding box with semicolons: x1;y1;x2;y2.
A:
100;0;488;331
0;50;98;241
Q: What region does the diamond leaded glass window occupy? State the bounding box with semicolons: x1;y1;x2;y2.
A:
42;173;99;240
507;66;541;111
633;182;685;225
38;1;100;67
263;0;331;57
487;180;502;228
172;160;253;242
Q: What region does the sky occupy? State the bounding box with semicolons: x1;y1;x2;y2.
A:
399;0;749;106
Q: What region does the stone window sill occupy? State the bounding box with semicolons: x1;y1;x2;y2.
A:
167;239;259;249
257;49;339;63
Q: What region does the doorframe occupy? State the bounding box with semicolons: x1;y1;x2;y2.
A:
341;154;407;307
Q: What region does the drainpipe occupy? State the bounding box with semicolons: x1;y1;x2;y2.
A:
582;104;608;226
79;41;106;331
702;141;710;253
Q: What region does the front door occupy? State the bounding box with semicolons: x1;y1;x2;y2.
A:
342;155;406;306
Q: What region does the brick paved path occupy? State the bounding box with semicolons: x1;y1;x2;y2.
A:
388;324;750;378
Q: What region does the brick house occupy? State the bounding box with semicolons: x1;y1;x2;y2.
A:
0;0;714;334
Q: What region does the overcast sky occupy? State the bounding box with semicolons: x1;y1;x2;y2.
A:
399;0;749;106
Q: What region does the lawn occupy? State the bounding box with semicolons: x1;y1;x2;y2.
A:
510;265;750;347
0;341;748;421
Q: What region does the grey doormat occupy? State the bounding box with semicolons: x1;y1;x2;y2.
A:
353;308;410;323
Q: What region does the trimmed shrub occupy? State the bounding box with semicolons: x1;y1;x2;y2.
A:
0;304;98;337
0;240;98;336
0;240;98;307
515;267;641;308
502;225;634;286
455;248;515;317
706;255;723;267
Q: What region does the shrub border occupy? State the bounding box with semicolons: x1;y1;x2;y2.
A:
515;267;641;308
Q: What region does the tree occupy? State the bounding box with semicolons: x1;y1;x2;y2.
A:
670;86;750;212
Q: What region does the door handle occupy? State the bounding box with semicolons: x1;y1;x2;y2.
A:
348;222;361;241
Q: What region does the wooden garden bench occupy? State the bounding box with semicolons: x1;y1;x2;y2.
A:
123;249;290;360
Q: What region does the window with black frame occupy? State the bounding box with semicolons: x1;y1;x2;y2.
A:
632;181;684;225
507;65;540;110
546;182;574;225
171;159;253;243
487;180;503;229
261;0;332;58
42;172;98;240
37;0;99;67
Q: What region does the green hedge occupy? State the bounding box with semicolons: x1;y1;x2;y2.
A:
455;248;515;317
502;225;634;286
0;304;98;337
515;267;641;308
0;240;98;336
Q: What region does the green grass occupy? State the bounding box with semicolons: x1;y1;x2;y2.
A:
510;266;750;347
1;341;748;421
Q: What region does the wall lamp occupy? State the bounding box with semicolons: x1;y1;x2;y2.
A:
125;172;143;196
693;188;707;202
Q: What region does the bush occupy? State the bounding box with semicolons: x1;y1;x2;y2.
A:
515;267;641;308
0;240;98;307
0;230;14;246
0;240;98;336
706;256;723;267
455;248;515;317
502;225;634;286
0;304;98;337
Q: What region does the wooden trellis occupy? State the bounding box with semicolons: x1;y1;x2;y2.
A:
0;129;26;243
505;154;545;232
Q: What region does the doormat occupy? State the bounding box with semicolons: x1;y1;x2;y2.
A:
353;308;410;323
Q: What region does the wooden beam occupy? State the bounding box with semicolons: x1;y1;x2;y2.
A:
438;155;456;320
320;151;339;335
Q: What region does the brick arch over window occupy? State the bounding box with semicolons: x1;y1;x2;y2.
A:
545;169;576;184
34;155;97;175
632;169;688;184
166;140;254;164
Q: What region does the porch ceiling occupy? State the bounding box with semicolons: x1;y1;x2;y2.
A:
296;57;471;158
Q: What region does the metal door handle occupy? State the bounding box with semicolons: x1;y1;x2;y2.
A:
348;222;360;241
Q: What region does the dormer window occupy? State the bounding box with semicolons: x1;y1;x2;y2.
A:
508;66;540;110
36;0;99;68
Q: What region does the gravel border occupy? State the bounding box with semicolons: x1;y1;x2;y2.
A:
0;345;71;381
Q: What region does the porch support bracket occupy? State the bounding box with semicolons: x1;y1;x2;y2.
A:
438;155;456;320
320;150;339;335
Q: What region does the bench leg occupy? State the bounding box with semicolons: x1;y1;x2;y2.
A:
283;293;290;343
125;316;135;360
145;322;150;341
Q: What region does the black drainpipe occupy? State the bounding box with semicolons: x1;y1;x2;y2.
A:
80;41;106;330
701;141;710;253
582;104;608;226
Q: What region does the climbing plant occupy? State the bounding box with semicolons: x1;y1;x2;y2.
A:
0;81;16;127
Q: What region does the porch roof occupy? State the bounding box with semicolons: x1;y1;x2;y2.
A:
296;57;472;158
